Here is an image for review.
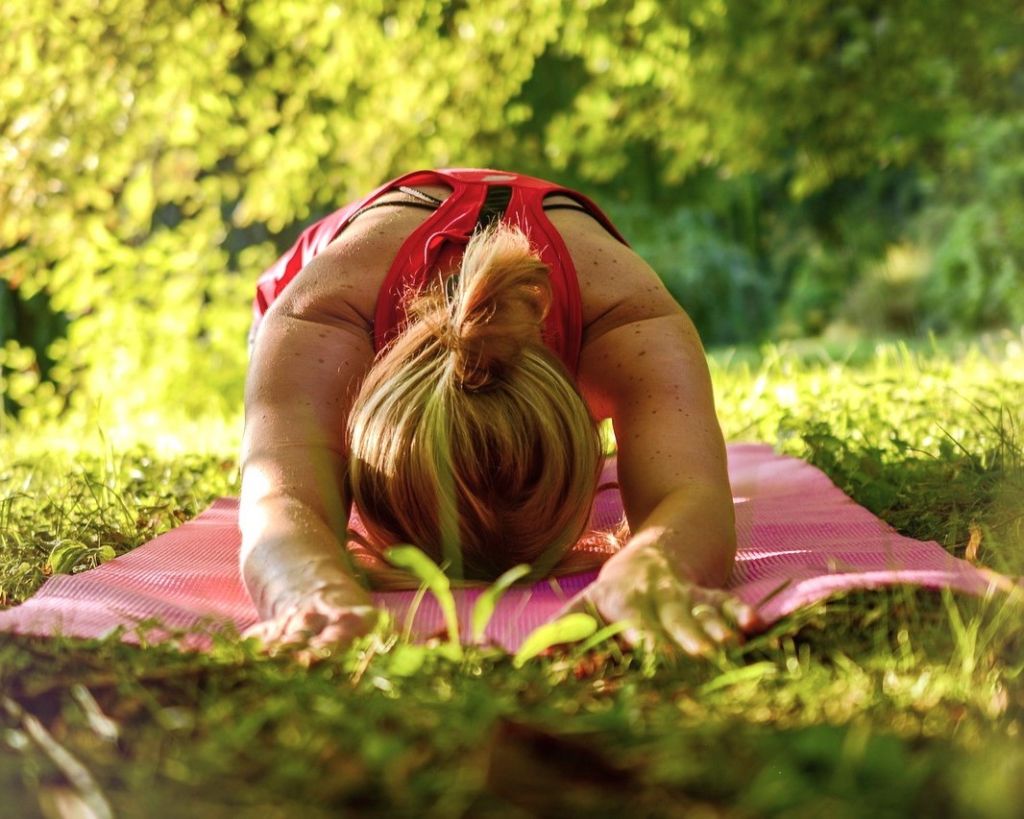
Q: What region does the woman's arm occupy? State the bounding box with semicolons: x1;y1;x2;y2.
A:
572;251;756;654
240;249;378;650
581;309;736;585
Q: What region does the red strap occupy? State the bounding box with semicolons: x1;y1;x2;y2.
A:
251;169;629;376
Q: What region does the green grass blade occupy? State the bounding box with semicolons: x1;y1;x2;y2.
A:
571;620;632;656
698;662;779;695
402;585;431;645
385;545;463;658
512;613;598;668
471;564;531;643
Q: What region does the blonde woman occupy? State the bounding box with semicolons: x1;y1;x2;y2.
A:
241;168;757;656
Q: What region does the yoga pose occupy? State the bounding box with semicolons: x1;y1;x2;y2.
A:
240;168;756;656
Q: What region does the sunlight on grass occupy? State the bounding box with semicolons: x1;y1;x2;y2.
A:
2;333;1022;816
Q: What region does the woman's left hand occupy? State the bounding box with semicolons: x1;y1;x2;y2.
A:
558;543;759;656
242;584;379;663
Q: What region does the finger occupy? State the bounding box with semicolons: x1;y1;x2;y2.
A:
690;604;739;645
275;604;377;651
691;589;758;631
312;617;375;648
342;605;381;625
720;598;760;630
657;602;714;657
247;614;296;644
293;609;330;633
308;625;358;650
275;607;326;643
560;594;645;653
315;588;373;610
328;608;379;636
616;622;658;654
273;621;318;650
242;621;271;641
303;604;379;648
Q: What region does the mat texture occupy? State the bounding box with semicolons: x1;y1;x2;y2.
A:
0;444;1008;651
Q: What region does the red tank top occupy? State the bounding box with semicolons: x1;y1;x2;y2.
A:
250;168;629;374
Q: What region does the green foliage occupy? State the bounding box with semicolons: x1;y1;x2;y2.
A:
382;547;607;658
471;563;531;643
710;334;1024;574
384;545;463;658
1;610;1020;816
609;200;777;343
3;0;1024;423
0;443;239;605
1;0;256;424
511;613;598;667
916;114;1024;331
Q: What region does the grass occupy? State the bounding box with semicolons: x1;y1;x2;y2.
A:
2;331;1023;817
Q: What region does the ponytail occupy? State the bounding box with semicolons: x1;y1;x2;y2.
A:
347;223;603;580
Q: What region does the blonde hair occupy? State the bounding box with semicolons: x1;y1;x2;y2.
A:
346;222;603;581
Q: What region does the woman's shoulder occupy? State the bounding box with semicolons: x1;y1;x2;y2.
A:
550;212;684;349
272;200;443;329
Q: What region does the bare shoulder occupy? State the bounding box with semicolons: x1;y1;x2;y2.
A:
266;209;418;330
245;193;454;454
548;209;698;415
549;207;684;345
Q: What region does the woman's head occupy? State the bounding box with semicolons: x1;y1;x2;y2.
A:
346;222;603;580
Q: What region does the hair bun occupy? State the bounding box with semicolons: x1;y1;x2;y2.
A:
412;223;552;392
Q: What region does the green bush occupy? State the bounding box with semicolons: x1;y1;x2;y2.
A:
608;202;776;344
2;0;1023;425
916;115;1024;332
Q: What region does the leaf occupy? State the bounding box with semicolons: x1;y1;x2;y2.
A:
471;564;531;643
46;543;88;575
387;644;427;677
571;620;632;656
965;523;982;563
121;165;155;226
513;613;598;668
384;545;462;658
697;662;779;695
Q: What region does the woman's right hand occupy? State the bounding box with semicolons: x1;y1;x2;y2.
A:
558;541;758;656
243;584;379;659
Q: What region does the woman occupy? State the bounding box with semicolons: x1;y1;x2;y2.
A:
240;168;756;656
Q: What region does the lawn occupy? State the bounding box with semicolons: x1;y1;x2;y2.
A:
1;332;1022;818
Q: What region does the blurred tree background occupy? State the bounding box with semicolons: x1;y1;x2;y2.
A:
2;0;1023;426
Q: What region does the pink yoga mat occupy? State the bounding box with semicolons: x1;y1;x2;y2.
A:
0;445;1010;652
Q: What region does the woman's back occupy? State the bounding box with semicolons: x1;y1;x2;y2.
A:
250;170;679;423
240;168;745;657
